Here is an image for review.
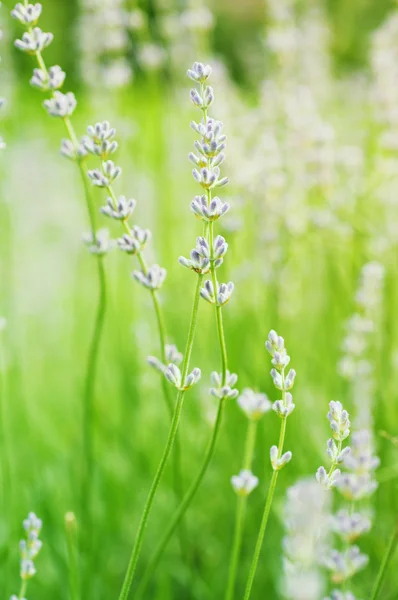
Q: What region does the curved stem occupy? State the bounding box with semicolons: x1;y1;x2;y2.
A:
118;274;203;600
244;411;287;600
135;397;226;598
370;517;398;600
225;419;258;600
105;181;187;551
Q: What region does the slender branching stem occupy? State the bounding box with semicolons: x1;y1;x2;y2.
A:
118;274;204;600
370;517;398;600
135;397;226;597
103;178;187;552
244;372;288;600
225;419;258;600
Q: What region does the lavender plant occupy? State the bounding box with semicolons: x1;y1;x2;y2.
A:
11;1;107;531
316;402;372;598
225;389;271;600
133;61;238;596
282;479;331;600
10;512;42;600
118;61;232;599
243;330;296;599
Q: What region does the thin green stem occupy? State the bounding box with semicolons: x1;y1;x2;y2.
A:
244;397;288;600
225;419;258;600
19;580;27;600
370;517;398;600
118;274;204;600
104;180;187;553
0;331;12;592
65;513;80;600
135;397;226;598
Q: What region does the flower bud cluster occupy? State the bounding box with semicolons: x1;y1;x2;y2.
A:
200;280;234;306
82;228;113;256
323;546;368;584
237;388;271;421
10;512;43;598
12;3;78;120
179;235;228;275
164;364;201;391
84;120;166;281
316;401;351;490
210;370;238;400
282;479;331;600
148;344;183;375
265;330;295;471
231;469;259;496
266;330;296;418
336;430;379;501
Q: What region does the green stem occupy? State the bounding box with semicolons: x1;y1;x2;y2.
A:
0;331;12;592
225;420;258;600
65;513;80;600
104;181;187;552
118;274;204;600
243;411;287;600
19;580;27;600
370;517;398;600
135;397;226;598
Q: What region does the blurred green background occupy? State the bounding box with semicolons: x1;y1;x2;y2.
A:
1;0;398;599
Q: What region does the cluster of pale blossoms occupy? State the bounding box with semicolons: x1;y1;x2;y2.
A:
265;330;296;470
10;513;42;600
230;388;271;495
316;401;376;598
282;479;331;600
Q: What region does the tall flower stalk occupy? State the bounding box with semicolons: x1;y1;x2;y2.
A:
10;512;43;600
225;389;271;600
133;61;236;596
11;1;107;532
118;60;231;599
243;330;296;600
83;120;188;550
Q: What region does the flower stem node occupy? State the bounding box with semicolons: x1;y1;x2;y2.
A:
323;546;369;583
87;121;116;143
238;388;271;420
88;160;121;187
187;62;212;83
11;2;42;26
210;370;238;400
82;229;113;256
43;91;76;117
147;344;183;375
270;446;292;471
117;227;151;255
102;196;136;220
328;400;351;441
30;65;65;90
200;280;234;306
192;166;229;190
270;368;296;391
316;466;342;489
272;391;295;418
132;264;167;290
327;439;351;463
231;470;259;496
191;195;230;222
164;364;201;391
15;27;52;54
60;137;88;161
179;236;210;274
